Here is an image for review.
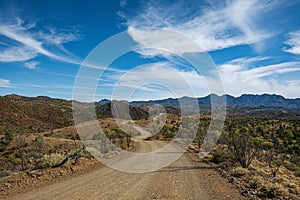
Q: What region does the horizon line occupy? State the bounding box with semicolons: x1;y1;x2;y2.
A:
2;92;300;103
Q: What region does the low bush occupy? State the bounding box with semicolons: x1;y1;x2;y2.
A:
248;175;264;189
294;170;300;177
210;146;232;164
78;148;93;159
44;133;51;137
231;167;249;178
0;169;12;178
9;156;22;165
259;183;286;198
41;153;65;168
283;161;300;171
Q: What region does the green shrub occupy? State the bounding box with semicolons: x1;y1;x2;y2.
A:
66;148;94;159
9;156;22;165
41;153;65;168
294;170;300;177
283;161;300;172
44;132;51;137
4;129;14;143
78;148;93;159
0;169;12;178
210;146;232;164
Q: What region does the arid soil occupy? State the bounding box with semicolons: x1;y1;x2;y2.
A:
1;140;244;200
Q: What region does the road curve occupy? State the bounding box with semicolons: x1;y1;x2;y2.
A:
7;140;244;200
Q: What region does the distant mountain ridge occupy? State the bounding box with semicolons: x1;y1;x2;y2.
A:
128;94;300;109
96;101;148;120
1;93;300;133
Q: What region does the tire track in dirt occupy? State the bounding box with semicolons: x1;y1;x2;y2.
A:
6;140;244;200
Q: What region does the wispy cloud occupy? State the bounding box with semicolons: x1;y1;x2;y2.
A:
106;62;208;100
218;58;300;97
0;78;14;88
0;16;123;72
104;57;300;100
283;30;300;55
0;20;55;58
24;61;39;69
0;18;80;63
47;91;119;101
37;26;81;56
120;0;280;56
0;46;37;62
24;83;74;89
119;0;127;8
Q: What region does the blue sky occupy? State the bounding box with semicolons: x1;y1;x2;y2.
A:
0;0;300;101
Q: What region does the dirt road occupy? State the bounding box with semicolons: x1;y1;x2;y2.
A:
7;140;244;200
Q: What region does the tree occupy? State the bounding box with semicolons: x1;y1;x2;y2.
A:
266;150;290;177
126;134;131;148
262;134;291;177
35;134;45;152
4;129;14;144
226;126;258;168
15;135;27;171
93;131;108;153
197;126;205;149
34;134;46;167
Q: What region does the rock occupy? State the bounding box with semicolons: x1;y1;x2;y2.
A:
4;182;11;188
251;190;257;195
241;190;249;196
27;171;43;178
56;173;62;177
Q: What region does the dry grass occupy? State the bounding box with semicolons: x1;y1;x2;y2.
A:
228;159;300;198
231;167;249;178
207;144;300;199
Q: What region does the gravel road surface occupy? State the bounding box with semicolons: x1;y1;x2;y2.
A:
7;140;244;200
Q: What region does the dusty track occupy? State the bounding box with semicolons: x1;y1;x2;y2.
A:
6;140;244;200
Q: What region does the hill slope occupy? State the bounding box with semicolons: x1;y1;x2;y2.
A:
0;95;148;133
0;95;73;133
96;101;148;120
2;93;300;133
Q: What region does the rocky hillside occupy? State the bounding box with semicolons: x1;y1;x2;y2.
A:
96;101;148;120
0;95;148;133
0;94;73;133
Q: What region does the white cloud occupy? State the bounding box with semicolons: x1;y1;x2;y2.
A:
226;56;273;65
122;0;280;56
120;0;127;8
0;18;124;72
0;18;81;64
0;21;55;58
0;46;37;62
128;29;204;57
218;58;300;98
24;61;39;69
103;57;300;100
108;62;210;100
37;27;80;56
0;79;13;88
283;30;300;55
39;27;79;45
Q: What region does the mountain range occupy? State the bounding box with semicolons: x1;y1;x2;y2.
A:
128;94;300;109
1;93;300;134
